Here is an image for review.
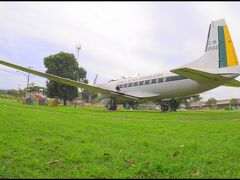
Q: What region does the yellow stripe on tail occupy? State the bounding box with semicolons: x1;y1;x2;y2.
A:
224;25;239;67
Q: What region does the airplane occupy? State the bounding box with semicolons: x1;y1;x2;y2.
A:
1;18;240;111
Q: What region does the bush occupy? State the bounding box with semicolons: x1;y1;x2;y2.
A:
24;97;36;105
50;98;58;106
224;105;234;110
0;94;18;101
38;97;48;106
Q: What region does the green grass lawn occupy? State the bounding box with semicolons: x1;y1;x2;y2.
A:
1;99;240;178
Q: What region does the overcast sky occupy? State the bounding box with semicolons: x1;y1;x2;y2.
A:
0;1;240;101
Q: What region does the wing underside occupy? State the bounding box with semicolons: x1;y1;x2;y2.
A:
0;59;140;100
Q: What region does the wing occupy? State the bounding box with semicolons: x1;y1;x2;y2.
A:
0;59;140;100
170;67;235;84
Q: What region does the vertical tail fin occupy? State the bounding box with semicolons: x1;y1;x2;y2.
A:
185;19;239;69
218;22;239;67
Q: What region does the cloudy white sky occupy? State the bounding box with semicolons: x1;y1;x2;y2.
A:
0;1;240;101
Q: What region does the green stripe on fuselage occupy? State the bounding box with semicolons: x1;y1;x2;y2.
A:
218;26;227;68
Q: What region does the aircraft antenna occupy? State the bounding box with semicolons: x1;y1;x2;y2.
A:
76;43;81;63
18;84;20;101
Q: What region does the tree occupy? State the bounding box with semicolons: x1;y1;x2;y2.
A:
205;98;217;109
117;99;147;109
81;90;98;103
180;95;202;110
79;79;97;103
44;52;87;105
168;98;181;111
17;89;27;98
7;89;19;97
230;98;239;109
24;82;47;95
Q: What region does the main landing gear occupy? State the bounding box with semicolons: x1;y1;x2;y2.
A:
107;97;118;111
161;104;169;112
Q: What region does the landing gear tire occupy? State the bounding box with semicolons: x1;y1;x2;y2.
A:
107;98;118;111
161;104;169;112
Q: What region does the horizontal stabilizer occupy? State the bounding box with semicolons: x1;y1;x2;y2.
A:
170;67;234;84
223;79;240;87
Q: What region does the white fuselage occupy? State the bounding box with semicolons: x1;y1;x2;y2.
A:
96;70;225;100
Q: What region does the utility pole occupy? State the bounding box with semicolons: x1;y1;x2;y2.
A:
18;84;20;101
26;66;33;92
26;73;30;92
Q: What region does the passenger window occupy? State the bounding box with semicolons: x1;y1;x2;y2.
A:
166;76;174;82
145;80;150;85
128;83;133;87
124;84;128;88
139;81;144;86
133;82;138;86
119;84;123;88
158;78;164;83
151;79;157;84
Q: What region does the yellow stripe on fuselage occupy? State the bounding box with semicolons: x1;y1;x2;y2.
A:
224;25;239;67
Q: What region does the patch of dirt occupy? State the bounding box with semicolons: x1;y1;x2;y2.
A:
177;119;240;122
124;158;137;167
46;159;60;165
